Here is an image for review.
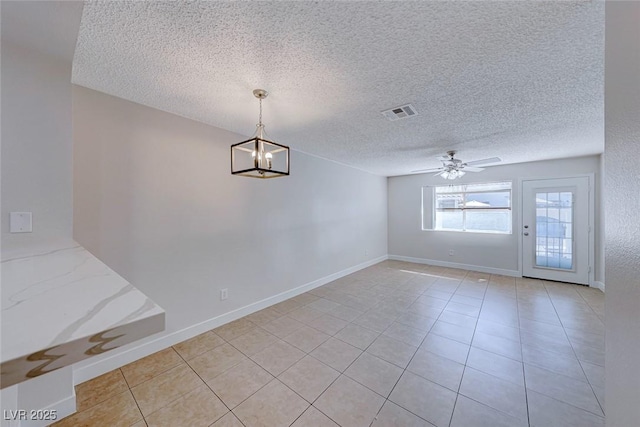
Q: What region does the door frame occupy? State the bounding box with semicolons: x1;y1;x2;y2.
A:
518;173;595;286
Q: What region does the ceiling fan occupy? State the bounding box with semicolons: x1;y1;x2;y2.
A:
413;150;501;180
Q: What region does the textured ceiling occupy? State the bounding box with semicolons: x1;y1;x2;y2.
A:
73;1;604;176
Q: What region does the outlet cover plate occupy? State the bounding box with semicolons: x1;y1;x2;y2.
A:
10;212;32;233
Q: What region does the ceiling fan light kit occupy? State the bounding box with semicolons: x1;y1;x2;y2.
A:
231;89;290;178
440;169;465;180
412;150;502;180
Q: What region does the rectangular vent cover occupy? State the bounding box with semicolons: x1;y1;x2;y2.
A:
381;104;418;121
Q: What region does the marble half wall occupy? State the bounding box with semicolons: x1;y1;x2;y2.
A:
1;239;165;389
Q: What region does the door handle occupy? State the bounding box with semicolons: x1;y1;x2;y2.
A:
524;225;529;229
524;232;529;236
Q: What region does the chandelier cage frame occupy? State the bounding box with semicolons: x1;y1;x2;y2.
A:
231;89;290;179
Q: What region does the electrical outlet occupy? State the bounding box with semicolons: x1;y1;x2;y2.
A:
365;249;369;256
449;249;455;256
220;288;228;301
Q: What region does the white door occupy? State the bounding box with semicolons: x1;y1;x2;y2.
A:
522;177;591;285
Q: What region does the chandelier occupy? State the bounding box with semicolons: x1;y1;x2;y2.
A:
231;89;290;178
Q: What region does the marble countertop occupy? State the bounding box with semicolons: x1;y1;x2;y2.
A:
1;238;165;388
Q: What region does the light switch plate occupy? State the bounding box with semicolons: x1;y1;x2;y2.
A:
10;212;32;233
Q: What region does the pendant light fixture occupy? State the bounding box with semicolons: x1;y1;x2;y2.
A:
231;89;290;178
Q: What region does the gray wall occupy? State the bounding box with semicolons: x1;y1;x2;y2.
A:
1;34;78;427
604;2;640;425
388;156;601;277
72;85;389;334
1;41;73;245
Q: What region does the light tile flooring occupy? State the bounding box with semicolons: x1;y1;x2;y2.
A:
51;260;605;427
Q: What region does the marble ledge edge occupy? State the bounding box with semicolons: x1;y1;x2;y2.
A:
0;310;165;389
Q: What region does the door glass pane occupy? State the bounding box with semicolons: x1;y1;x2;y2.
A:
535;191;573;270
560;207;572;222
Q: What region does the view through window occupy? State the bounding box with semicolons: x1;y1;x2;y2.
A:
426;181;512;233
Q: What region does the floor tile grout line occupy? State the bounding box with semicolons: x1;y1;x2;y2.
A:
121;350;184;389
312;275;417;415
396;264;597;424
170;344;245;426
66;270;339;424
363;268;454;422
366;267;450;426
118;366;147;426
540;281;600;356
573;286;605;323
517;279;606;421
65;263;604;427
125;357;208;422
299;272;417;426
447;272;489;427
372;269;468;427
206;343;299;416
452;394;532;426
515;276;533;427
536;281;606;417
378;268;486;424
63;345;229;425
526;389;606;420
219;294;376;426
68;369;130;416
516;279;606;420
173;343;228;363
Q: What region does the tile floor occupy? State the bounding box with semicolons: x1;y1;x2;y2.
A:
50;260;605;427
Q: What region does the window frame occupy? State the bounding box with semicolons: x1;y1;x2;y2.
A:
424;181;513;234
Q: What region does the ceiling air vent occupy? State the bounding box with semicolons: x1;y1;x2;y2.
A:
381;104;418;121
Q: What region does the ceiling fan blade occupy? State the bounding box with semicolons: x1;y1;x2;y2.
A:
465;157;501;167
412;168;443;173
463;166;485;172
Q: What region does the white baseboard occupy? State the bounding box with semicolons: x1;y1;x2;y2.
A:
73;255;388;385
17;393;76;427
388;254;520;277
592;281;605;292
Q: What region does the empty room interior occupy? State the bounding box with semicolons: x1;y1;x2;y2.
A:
1;1;638;427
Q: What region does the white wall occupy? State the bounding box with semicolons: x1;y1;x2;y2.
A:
0;42;76;427
0;41;73;246
72;85;388;334
388;156;601;277
604;2;640;425
597;153;605;285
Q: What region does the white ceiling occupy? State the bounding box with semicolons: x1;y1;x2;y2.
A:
72;1;604;176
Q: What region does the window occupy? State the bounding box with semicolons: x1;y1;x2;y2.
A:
423;181;512;233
